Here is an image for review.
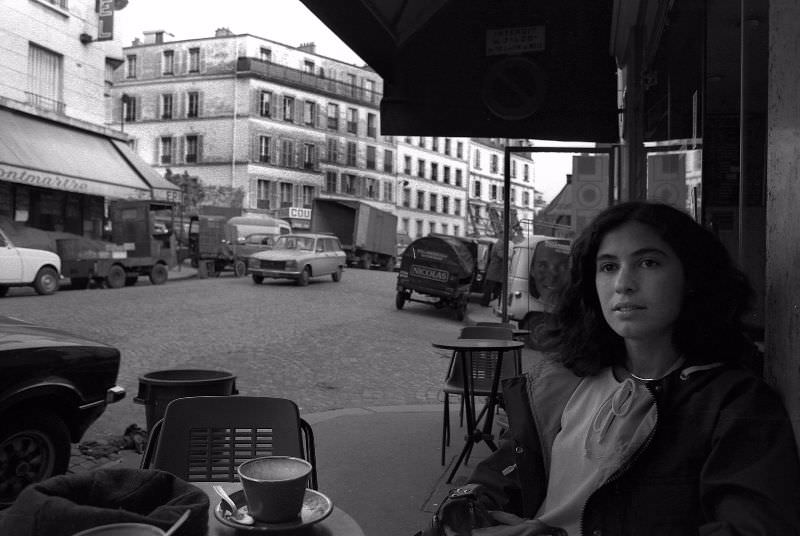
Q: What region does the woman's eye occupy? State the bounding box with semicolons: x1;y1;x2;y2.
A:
640;258;659;268
598;263;617;273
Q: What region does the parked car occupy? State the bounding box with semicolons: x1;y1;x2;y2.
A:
0;223;61;296
247;233;346;286
0;315;125;505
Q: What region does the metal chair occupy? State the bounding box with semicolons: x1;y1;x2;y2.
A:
140;396;317;489
440;325;518;466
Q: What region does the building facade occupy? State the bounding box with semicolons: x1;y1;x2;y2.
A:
0;0;179;237
113;30;542;237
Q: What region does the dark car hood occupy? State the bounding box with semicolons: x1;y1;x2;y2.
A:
0;316;114;353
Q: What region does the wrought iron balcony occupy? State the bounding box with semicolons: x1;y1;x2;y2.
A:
236;58;381;107
25;92;66;114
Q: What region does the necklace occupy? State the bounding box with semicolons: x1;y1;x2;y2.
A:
626;355;686;383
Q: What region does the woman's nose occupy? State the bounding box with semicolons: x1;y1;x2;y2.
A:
614;265;636;293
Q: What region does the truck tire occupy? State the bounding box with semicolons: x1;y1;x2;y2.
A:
395;290;407;309
359;253;372;270
0;285;8;297
0;410;70;504
296;267;310;286
252;274;264;284
106;265;126;289
33;267;59;295
331;267;342;282
233;260;247;277
149;264;168;285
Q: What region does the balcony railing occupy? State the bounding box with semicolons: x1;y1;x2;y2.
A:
25;92;65;114
236;58;382;107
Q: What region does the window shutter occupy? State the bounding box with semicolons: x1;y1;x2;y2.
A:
270;137;277;164
198;92;204;117
178;93;185;118
178;136;185;164
135;97;141;120
250;135;257;161
293;99;300;124
251;89;259;115
316;143;323;170
197;135;204;163
316;105;322;128
154;138;160;164
179;49;187;74
271;95;278;119
294;141;301;169
199;47;206;72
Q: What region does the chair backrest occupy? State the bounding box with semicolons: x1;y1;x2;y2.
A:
443;325;519;394
145;396;317;488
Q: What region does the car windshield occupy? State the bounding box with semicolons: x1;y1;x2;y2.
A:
273;236;314;251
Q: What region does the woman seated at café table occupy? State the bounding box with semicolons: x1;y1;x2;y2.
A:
421;201;800;536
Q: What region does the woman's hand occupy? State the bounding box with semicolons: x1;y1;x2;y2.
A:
465;511;566;536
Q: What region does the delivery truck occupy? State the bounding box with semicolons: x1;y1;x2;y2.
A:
310;198;398;270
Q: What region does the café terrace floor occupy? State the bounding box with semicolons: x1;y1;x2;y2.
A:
70;294;515;536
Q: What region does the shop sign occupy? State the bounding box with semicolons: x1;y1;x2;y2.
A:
0;162;148;199
274;207;311;220
151;187;184;204
97;0;114;41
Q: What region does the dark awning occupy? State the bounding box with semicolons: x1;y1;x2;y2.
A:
301;0;619;142
0;107;181;202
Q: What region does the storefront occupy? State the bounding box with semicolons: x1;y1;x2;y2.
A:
0;106;181;238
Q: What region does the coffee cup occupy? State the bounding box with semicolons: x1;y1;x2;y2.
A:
72;523;164;536
237;456;312;523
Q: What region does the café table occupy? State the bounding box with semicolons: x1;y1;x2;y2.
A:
197;481;365;535
431;338;525;483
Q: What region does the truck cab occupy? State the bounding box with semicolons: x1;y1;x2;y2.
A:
0;225;61;296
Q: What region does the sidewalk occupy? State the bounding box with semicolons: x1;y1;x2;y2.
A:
68;302;511;536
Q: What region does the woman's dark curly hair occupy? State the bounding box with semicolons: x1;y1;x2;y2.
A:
546;201;754;376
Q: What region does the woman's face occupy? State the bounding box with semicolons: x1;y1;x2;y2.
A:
595;221;685;346
532;242;569;304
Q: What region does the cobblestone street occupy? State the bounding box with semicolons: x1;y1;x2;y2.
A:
1;268;466;442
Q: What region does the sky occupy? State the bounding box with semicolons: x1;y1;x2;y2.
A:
116;0;575;202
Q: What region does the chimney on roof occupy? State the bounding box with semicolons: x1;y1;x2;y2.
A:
298;42;316;53
143;30;171;44
215;27;234;37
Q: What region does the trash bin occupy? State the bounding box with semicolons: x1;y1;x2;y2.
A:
134;369;238;431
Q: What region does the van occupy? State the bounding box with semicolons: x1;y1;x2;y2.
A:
225;216;292;244
495;235;571;347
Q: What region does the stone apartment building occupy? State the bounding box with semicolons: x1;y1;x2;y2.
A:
0;0;179;236
113;29;541;237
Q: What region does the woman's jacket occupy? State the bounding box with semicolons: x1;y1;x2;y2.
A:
463;357;800;535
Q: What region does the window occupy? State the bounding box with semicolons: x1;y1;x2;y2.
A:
367;113;377;138
327;138;339;163
429;221;436;235
364;79;376;102
160;137;173;164
125;55;137;78
325;171;338;193
280;183;293;205
260;47;271;62
432;138;439;151
346;141;357;166
523;191;530;207
303;143;316;169
454;199;462;216
383;149;393;173
185;135;199;163
123;96;136;121
187;91;199;117
283;96;295;121
188;47;200;72
491;184;498;200
417;159;425;178
457;141;464;158
441;223;449;235
161;94;173;119
258;136;271;163
27;43;63;112
418;137;426;148
442;196;450;214
443;166;451;184
346;108;358;134
304;100;316;126
430;163;439;181
474;149;481;169
403;155;412;174
257;179;271;209
474;180;481;197
455;169;463;187
304;60;314;74
302;186;314;206
259;91;272;117
281;140;295;167
384;180;394;202
453;224;460;236
511;160;517;178
347;73;357;96
366;146;376;170
342;174;358;195
524;164;529;181
327;103;339;130
404;136;412;144
429;193;437;212
444;138;451;155
402;218;410;233
162;50;174;75
416;191;425;210
491;154;499;173
415;220;423;237
402;188;411;208
365;178;378;199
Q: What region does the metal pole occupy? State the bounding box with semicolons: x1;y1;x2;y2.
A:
501;147;511;322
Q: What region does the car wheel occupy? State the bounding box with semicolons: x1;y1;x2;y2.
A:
0;411;71;505
33;267;59;295
395;290;406;310
106;265;126;289
331;267;342;282
455;301;467;321
359;253;372;270
0;285;9;297
124;276;138;287
296;267;310;286
233;260;247;277
252;274;264;284
149;264;168;285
